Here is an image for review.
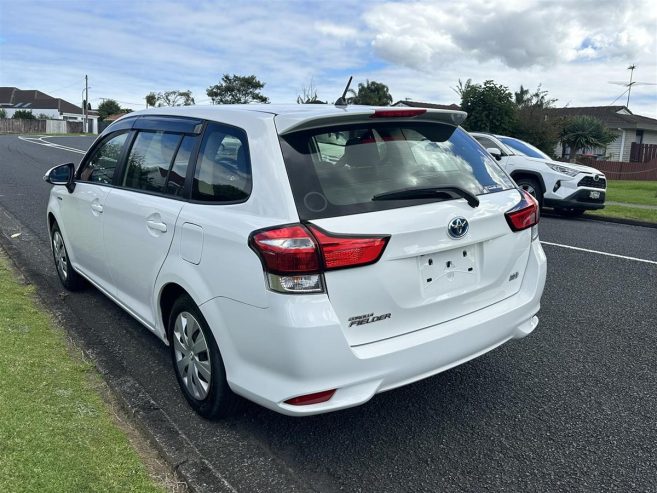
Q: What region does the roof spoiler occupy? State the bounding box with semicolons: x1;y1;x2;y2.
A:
276;108;468;135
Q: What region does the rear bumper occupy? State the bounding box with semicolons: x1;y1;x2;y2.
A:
201;240;547;416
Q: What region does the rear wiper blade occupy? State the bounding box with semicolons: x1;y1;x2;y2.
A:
372;186;480;208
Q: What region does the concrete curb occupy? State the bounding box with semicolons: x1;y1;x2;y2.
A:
0;221;236;493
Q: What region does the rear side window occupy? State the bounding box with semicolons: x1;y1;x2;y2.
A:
192;123;251;203
123;131;181;193
79;132;128;184
280;123;515;220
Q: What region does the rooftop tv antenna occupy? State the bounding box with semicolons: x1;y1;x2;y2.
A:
335;76;353;107
608;65;656;109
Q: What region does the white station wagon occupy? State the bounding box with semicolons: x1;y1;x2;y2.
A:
45;105;547;417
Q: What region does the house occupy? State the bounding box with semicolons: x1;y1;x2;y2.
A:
0;86;99;133
545;106;657;162
393;100;461;111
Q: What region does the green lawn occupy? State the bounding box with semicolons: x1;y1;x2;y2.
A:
605;180;657;206
587;204;657;223
0;254;164;493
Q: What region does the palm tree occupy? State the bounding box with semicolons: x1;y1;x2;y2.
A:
559;116;616;160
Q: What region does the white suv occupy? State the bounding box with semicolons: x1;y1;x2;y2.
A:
470;133;606;216
45;105;546;417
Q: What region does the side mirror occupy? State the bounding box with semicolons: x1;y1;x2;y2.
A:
487;148;503;161
43;163;76;193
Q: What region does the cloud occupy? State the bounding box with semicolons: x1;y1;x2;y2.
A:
364;0;657;70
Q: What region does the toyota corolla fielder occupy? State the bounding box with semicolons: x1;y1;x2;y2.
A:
44;104;547;418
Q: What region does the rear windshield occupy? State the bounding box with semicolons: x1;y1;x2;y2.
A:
279;122;515;219
499;137;550;160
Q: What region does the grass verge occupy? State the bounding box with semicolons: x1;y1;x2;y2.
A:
0;253;165;493
605;180;657;206
586;205;657;223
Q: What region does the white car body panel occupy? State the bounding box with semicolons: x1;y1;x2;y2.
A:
46;105;547;416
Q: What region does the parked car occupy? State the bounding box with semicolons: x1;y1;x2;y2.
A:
44;105;546;418
470;133;606;216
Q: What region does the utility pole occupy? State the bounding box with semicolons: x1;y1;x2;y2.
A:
84;74;88;133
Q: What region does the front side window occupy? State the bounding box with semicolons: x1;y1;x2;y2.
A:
123;131;181;193
79;132;128;184
280;123;515;220
474;136;502;152
192;123;251;203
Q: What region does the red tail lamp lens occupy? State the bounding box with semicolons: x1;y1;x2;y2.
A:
285;389;336;406
505;190;540;232
308;226;389;270
250;225;320;274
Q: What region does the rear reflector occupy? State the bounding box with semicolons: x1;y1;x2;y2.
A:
505;190;540;232
284;389;336;406
308;226;390;270
370;109;426;118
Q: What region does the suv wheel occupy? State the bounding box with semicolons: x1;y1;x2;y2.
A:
555;207;586;217
169;295;241;419
50;224;83;290
515;177;543;208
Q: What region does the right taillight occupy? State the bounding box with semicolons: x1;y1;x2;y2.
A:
249;224;389;294
505;190;540;238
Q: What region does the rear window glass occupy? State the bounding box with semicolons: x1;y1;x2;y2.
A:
280;123;514;219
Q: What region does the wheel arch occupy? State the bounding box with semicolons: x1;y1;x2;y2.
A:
510;170;547;195
159;282;192;342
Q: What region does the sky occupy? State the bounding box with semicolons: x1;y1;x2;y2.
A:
1;0;656;118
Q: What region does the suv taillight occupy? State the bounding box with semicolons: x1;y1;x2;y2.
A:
249;224;389;294
505;190;540;239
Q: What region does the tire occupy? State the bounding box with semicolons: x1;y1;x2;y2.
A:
169;294;241;419
514;177;543;208
50;223;83;291
555;207;586;217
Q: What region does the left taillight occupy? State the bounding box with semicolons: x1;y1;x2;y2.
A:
505;190;540;239
249;224;389;294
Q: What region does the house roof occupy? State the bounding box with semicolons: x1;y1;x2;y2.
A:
0;86;83;115
545;105;657;131
393;100;461;111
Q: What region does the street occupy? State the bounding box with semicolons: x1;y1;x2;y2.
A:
0;133;656;492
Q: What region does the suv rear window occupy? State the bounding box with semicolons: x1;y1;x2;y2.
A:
280;123;514;219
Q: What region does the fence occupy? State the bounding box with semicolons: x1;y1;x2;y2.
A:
0;119;83;134
630;142;657;163
579;158;657;181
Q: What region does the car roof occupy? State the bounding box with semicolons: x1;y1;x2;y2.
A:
119;104;468;135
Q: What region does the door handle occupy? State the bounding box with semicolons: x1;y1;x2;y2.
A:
90;203;103;213
146;220;168;233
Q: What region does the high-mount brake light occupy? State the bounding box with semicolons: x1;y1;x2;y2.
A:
249;225;390;294
370;109;427;118
505;190;540;233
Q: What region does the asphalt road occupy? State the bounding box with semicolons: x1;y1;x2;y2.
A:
1;133;656;492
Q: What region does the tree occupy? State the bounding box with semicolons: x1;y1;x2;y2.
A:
511;84;560;156
152;90;195;107
459;80;516;134
145;92;157;108
297;80;326;104
559;115;616;160
206;74;269;104
0;108;6;119
97;99;122;120
12;109;36;120
350;80;393;106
